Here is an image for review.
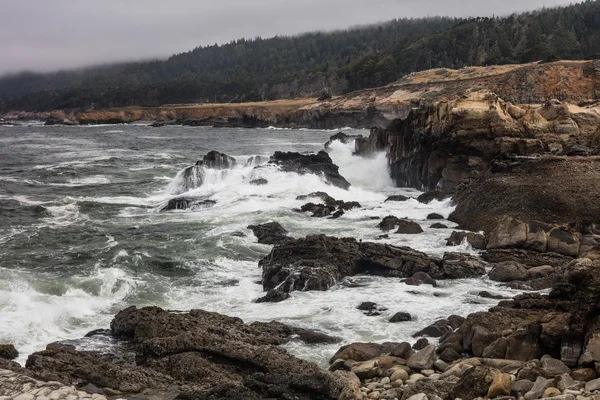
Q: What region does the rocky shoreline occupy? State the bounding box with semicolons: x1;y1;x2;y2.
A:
3;83;600;399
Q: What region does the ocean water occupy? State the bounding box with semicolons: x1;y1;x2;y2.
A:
0;124;521;366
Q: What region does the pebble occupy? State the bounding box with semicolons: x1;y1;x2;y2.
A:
0;369;99;400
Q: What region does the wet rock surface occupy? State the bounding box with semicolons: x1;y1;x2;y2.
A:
268;151;351;189
23;307;348;400
247;221;290;245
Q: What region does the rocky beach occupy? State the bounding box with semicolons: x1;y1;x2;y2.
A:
1;78;600;399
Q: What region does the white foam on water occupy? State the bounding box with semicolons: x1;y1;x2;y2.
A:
66;175;111;185
0;266;138;366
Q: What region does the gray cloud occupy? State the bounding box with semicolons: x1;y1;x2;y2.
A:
0;0;581;75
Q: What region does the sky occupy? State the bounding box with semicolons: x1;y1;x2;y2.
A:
0;0;582;75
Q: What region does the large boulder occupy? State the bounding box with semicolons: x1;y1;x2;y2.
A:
25;307;347;400
159;198;216;212
259;235;439;296
488;261;529;282
268;151;351;189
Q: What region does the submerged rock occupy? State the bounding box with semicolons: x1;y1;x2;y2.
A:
159;198;216;212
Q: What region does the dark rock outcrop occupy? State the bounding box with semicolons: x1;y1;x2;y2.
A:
324;132;363;150
259;235;439;295
160;198;216;212
0;344;18;360
196;150;237;169
247;222;290;245
268;151;351;189
25;307;348;400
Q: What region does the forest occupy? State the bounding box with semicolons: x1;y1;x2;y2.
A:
1;0;599;112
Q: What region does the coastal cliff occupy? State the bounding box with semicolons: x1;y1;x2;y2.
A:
3;60;599;129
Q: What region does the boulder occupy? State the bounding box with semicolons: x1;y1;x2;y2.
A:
431;223;448;229
466;232;487;250
440;252;486;279
389;312;412;323
571;368;596;382
249;178;268;185
407;344;436;370
487;216;528;250
417;191;448;204
330;343;386;363
0;344;18;360
255;289;290;303
524;376;554;400
413;320;452;338
396;220;424;234
512;379;535;396
196;150;237;169
379;216;400;231
450;366;498;400
385;195;410;202
391;343;414;359
527;265;555;279
487;373;512;398
547;227;581;257
488;261;528;282
268;151;351;189
446;231;467;246
427;213;444;220
403;272;437;287
540;355;570;376
247;222;290;245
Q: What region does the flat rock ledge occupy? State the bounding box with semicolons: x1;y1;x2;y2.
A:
0;368;108;400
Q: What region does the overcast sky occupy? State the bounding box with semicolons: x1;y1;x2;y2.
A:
0;0;581;75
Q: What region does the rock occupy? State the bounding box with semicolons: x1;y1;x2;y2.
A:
446;231;467;246
440;252;486;279
555;373;577;391
301;202;336;217
438;348;462;363
268;151;351;189
488;261;528;282
427;213;444;220
0;345;18;360
331;343;386;363
26;306;346;399
396;220;424;234
431;223;448;229
255;289;291;303
578;333;600;365
407;345;436;370
417;191;448;204
389;312;412;323
450;366;499;400
249;178;268;185
244;155;268;167
547;227;581;257
585;377;600;392
413;338;430;351
296;191;336;204
487;216;528;250
403;272;437;287
391;342;414;359
357;302;387;316
385;195;410;202
159;198;216;212
406;394;428;400
413;320;451;338
447;315;466;330
527;265;555;279
540;355;570;376
391;368;409;382
571;368;596;382
350;360;379;380
512;379;534;396
542;387;561;398
467;232;487;250
487;373;512;398
478;291;508;300
524;376;554;400
324;132;362;150
379;216;400;231
260;235;438;295
196;150;237;169
247;221;290;245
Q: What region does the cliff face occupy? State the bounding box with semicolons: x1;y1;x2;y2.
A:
357;92;600;232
